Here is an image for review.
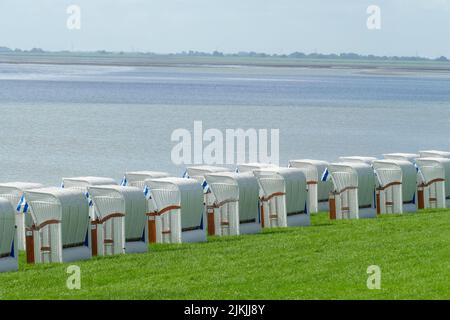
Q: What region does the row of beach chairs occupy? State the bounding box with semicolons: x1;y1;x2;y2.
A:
0;149;449;272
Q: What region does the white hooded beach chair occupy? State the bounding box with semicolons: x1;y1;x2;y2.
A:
373;159;417;214
324;164;359;220
0;182;44;250
24;187;91;264
253;167;310;228
323;162;376;219
372;161;403;214
0;199;17;272
204;172;261;236
415;158;450;209
185;166;232;234
62;176;117;190
87;185;148;255
121;171;170;189
144;177;206;243
383;153;419;163
419;150;450;159
288;159;332;212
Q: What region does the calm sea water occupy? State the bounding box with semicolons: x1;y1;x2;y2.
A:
0;62;449;185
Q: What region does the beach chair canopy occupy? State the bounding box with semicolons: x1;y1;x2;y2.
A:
145;177;204;230
62;176;117;190
327;164;358;193
253;170;285;198
88;185;147;240
327;162;375;207
237;163;278;173
185;166;231;182
339;156;377;165
419;150;450;159
205;172;259;223
24;187;90;247
124;171;170;189
0;182;44;213
0;199;15;257
288;159;331;201
383;153;419;162
373;161;402;186
373;159;417;202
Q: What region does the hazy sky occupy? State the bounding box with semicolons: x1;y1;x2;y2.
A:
1;0;449;57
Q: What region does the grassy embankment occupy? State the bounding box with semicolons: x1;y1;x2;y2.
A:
0;209;448;299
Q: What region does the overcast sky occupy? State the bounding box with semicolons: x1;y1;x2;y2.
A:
1;0;449;57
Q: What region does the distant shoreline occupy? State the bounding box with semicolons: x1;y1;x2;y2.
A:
1;52;450;74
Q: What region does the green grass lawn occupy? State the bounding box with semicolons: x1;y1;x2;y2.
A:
0;209;449;300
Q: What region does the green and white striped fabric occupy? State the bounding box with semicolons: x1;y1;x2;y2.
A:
0;199;15;256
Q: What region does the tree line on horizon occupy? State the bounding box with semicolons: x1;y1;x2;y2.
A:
0;46;448;62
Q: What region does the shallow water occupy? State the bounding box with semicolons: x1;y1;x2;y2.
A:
0;63;449;185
